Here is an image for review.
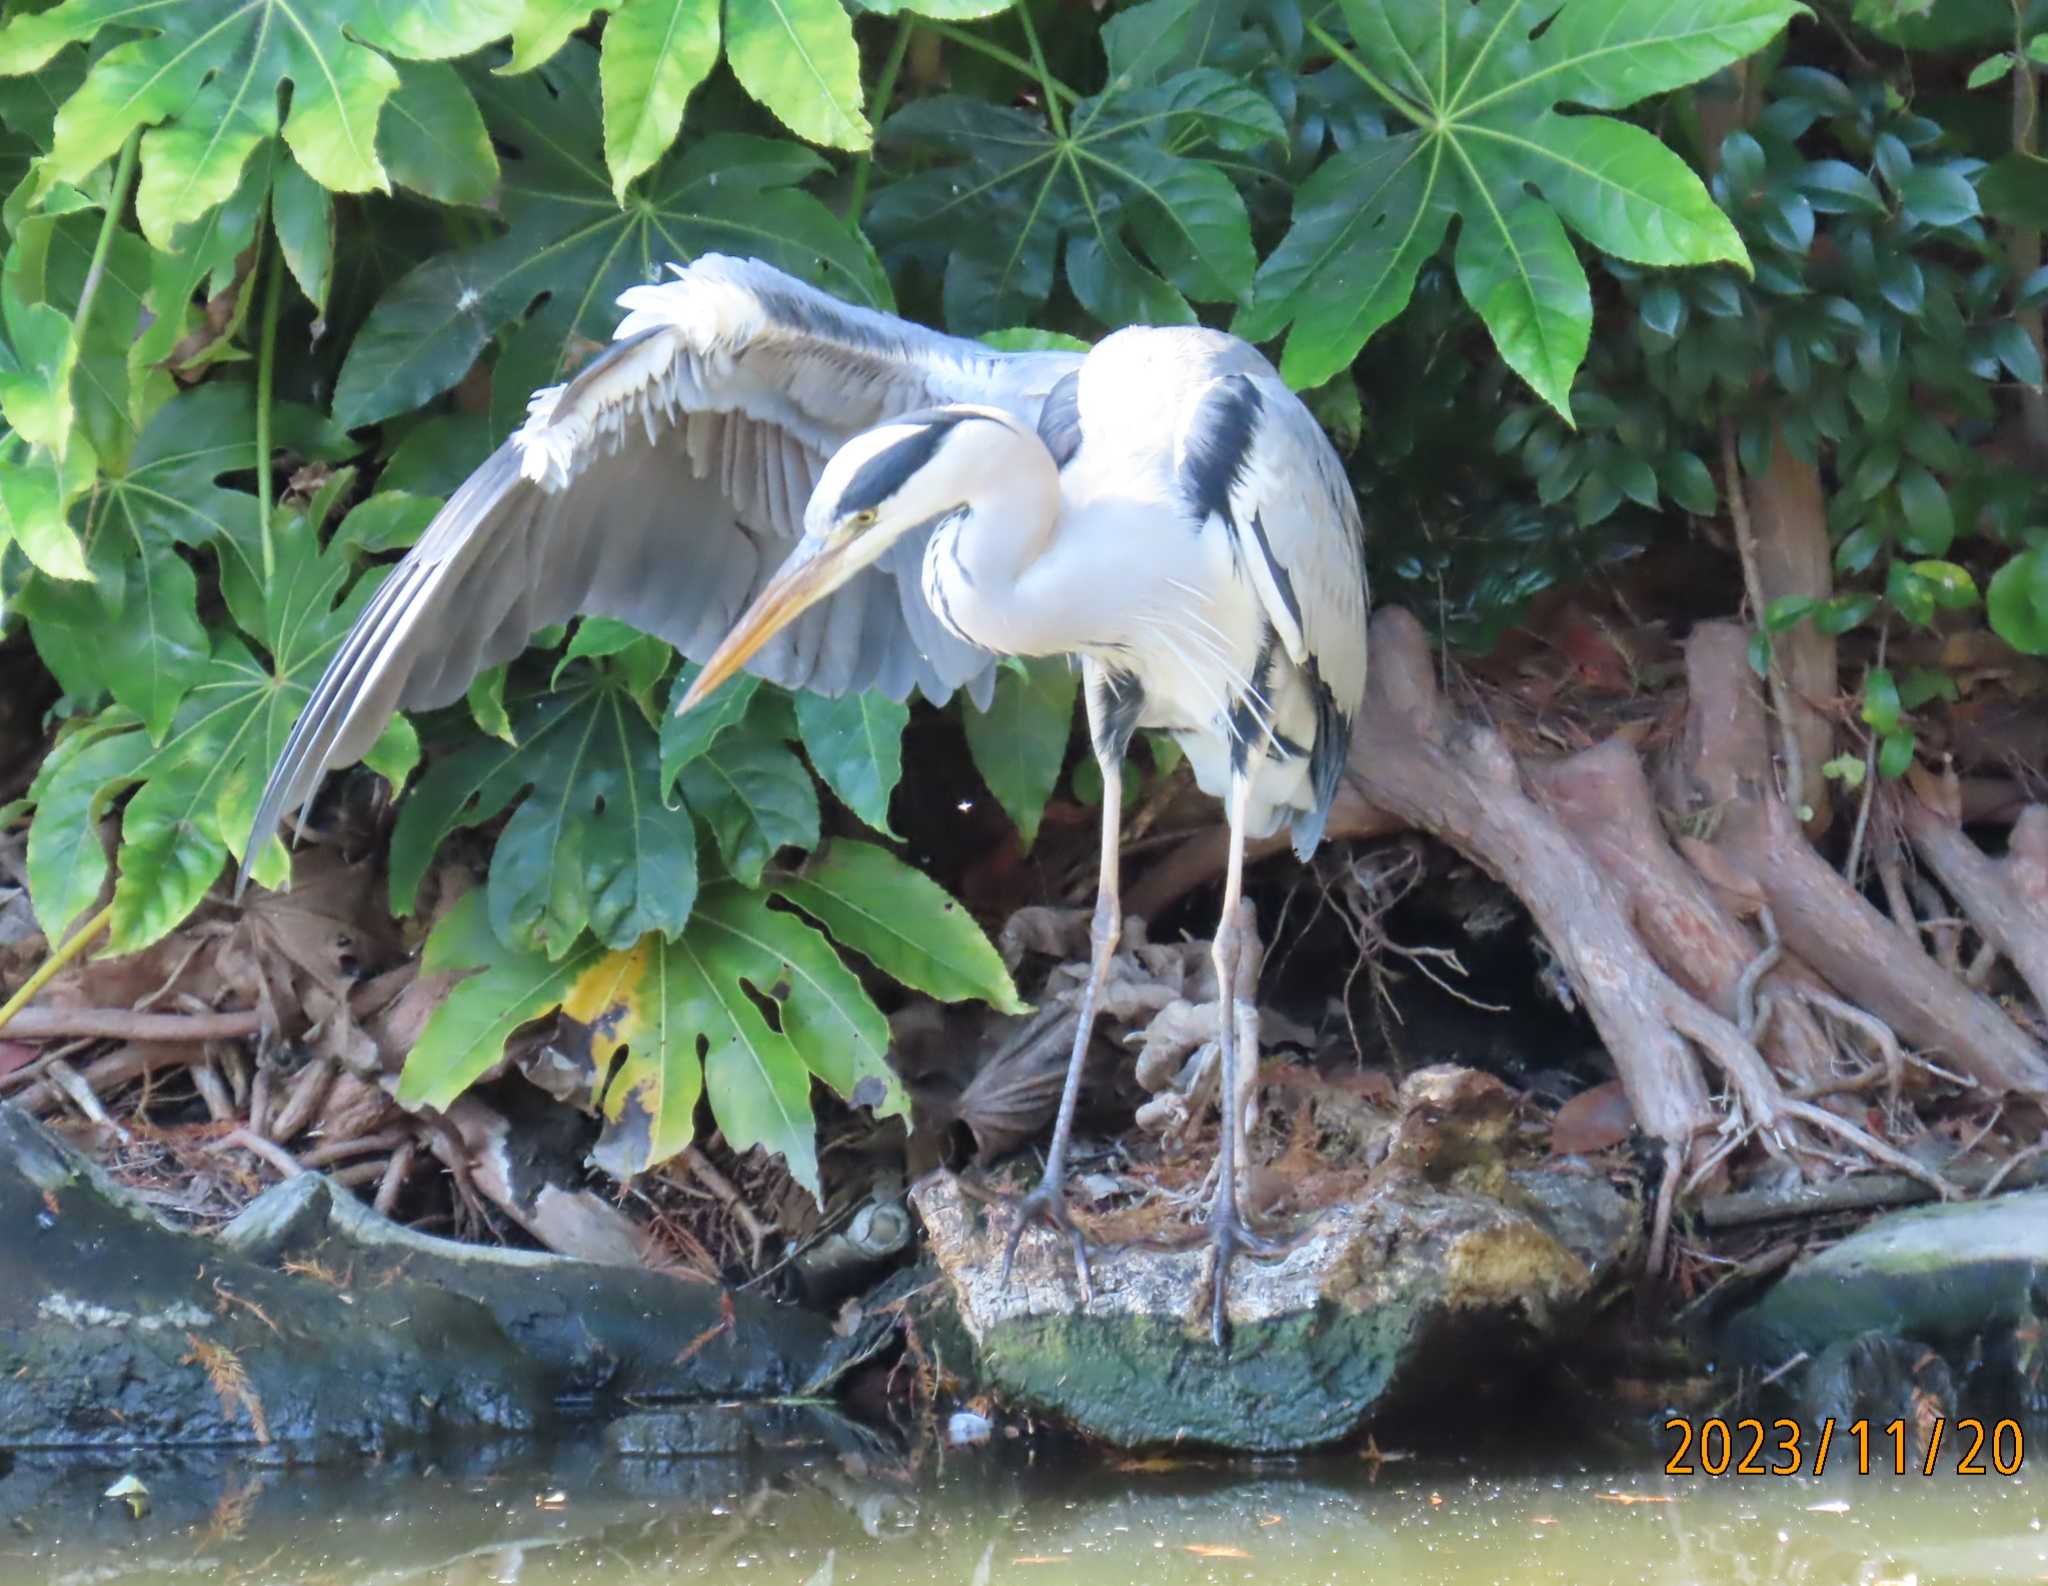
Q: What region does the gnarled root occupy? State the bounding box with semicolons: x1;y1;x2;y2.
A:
1676;624;2048;1100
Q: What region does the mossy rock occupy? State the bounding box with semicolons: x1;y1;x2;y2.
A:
911;1167;1636;1451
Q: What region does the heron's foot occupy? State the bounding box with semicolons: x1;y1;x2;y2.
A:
995;1176;1095;1306
1202;1197;1281;1350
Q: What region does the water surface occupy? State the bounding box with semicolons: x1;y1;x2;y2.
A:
2;1435;2042;1586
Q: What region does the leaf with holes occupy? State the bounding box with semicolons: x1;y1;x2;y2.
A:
1238;0;1791;406
402;882;904;1193
773;839;1025;1012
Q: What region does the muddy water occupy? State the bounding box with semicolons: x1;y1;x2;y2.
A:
0;1438;2043;1586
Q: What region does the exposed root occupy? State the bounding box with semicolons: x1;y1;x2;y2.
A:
1677;624;2048;1099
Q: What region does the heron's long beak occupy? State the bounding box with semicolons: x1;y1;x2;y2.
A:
678;538;860;713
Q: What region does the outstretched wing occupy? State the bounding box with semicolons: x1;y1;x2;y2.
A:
249;254;1083;865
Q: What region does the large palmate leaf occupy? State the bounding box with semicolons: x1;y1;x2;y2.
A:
386;649;697;960
333;41;890;429
867;33;1283;332
511;0;867;204
16;422;406;953
400;878;923;1194
0;0;527;247
1238;0;1795;413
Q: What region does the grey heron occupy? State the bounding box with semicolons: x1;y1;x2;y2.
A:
246;254;1368;1344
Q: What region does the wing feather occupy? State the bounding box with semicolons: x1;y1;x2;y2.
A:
247;255;1081;869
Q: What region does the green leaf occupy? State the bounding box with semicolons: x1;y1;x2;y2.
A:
773;839;1025;1013
1661;450;1718;515
1821;752;1866;790
1987;545;2048;655
1878;729;1916;779
1898;666;1959;709
661;663;759;785
675;728;820;886
468;666;516;744
381;58;500;207
1234;134;1451;387
1763;595;1817;631
1897;164;1980;229
962;657;1077;851
871;65;1268;335
1909;560;1978;610
601;0;720;203
793;690;907;837
1860;666;1901;734
388;669;700;957
334;490;440;555
270;157;334;312
24;717;151;942
1452;196;1591;423
335;47;889;427
724;0;870;152
690;882;903;1121
1238;0;1787;397
1815;592;1879;635
1966;52;2015;87
1894;465;1954;556
401;893;607;1110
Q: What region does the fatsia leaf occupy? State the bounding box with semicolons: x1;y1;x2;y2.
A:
334;43;890;428
1988;546;2048;656
868;56;1277;334
387;663;699;958
17;429;395;954
1242;0;1792;409
962;658;1077;850
773;839;1026;1013
675;727;820;886
0;0;528;245
380;59;500;207
724;0;870;152
601;0;721;203
794;690;907;836
400;893;608;1112
403;884;903;1196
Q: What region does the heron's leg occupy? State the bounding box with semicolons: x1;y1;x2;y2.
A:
1203;772;1278;1348
998;745;1121;1305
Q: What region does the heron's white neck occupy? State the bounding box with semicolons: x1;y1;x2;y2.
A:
920;428;1071;659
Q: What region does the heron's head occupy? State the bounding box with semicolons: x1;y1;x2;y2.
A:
679;406;1022;712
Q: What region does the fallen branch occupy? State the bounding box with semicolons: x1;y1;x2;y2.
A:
1698;1154;2048;1229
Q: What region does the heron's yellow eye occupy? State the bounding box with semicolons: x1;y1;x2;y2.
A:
848;508;879;529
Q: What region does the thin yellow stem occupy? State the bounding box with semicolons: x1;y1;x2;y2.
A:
0;905;113;1035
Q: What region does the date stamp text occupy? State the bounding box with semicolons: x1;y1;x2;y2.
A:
1664;1417;2026;1477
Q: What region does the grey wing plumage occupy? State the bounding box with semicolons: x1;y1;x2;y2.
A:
248;254;1083;872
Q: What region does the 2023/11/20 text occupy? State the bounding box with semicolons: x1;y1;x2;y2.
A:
1665;1417;2026;1477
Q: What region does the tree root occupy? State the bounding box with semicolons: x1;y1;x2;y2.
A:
1677;624;2048;1098
1898;783;2048;1017
1345;608;1721;1151
1119;608;2046;1246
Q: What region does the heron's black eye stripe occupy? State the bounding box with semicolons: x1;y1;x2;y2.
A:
839;416;965;516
